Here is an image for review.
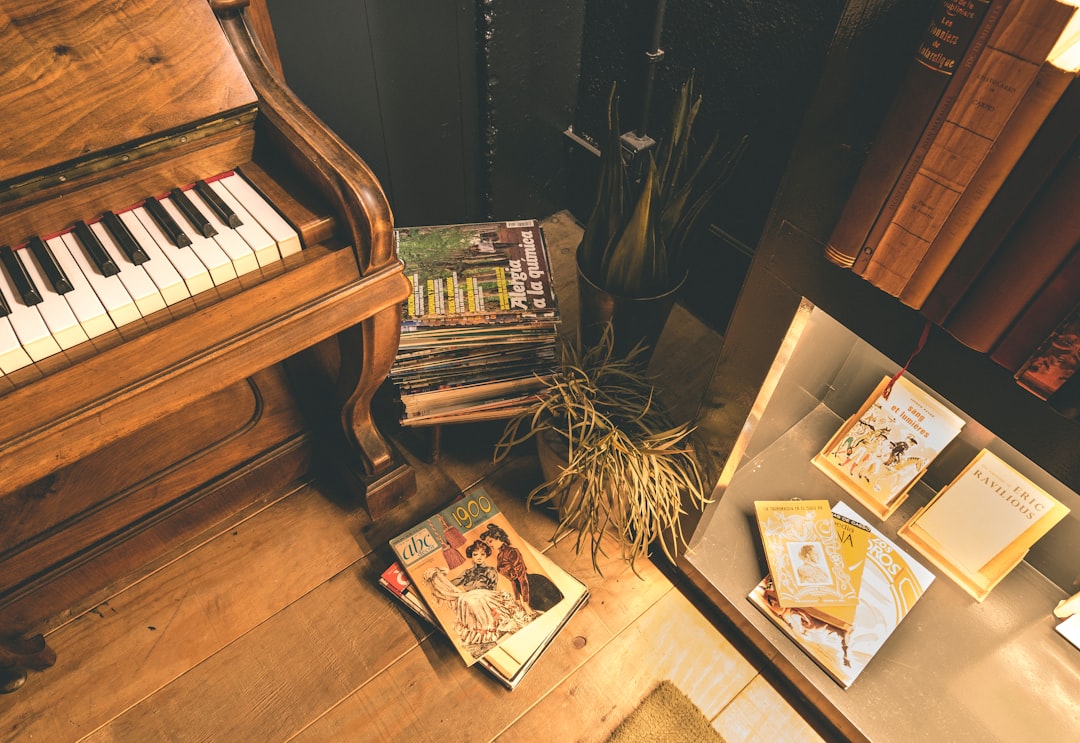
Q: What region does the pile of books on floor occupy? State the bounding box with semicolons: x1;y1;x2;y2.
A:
823;0;1080;405
380;488;589;689
389;219;559;426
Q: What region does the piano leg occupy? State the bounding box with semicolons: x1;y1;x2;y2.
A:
0;634;56;694
336;307;415;519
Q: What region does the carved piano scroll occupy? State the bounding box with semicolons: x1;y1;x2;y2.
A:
211;1;412;505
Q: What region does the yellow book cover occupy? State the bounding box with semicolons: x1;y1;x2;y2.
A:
749;502;936;688
813;374;966;518
754;499;859;610
801;511;873;632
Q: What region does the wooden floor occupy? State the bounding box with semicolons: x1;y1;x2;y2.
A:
1;213;835;742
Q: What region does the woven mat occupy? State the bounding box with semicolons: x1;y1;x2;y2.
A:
606;680;726;743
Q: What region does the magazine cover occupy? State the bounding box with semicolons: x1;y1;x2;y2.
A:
395;220;558;328
749;502;936;688
379;544;589;689
754;499;860;610
813;374;966;518
389;488;564;666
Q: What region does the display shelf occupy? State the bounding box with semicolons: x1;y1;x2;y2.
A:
681;303;1079;742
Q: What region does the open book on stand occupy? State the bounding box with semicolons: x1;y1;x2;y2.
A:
387;488;588;684
749;502;936;689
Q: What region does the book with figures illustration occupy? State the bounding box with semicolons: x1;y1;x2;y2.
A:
389;488;568;667
813;374;965;518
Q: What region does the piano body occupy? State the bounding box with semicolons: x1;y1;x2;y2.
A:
0;0;415;689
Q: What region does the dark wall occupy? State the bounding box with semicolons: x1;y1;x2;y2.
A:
264;1;887;331
265;0;583;227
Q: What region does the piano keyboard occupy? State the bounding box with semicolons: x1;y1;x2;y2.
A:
0;171;302;376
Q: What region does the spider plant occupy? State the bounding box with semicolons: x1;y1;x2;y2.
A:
493;325;710;574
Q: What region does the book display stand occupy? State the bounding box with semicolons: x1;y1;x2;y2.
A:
898;449;1070;602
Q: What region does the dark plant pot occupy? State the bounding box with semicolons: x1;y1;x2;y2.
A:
576;245;686;362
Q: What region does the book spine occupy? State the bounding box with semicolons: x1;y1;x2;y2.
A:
919;79;1080;324
855;0;1078;295
942;142;1080;351
900;66;1080;309
1014;301;1080;397
990;246;1080;371
823;0;996;268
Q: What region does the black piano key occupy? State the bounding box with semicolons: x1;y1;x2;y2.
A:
0;245;44;305
194;179;242;228
72;220;120;276
0;276;11;316
170;187;217;238
27;236;75;294
143;197;192;248
102;211;150;265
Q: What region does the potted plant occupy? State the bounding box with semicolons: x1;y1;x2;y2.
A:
493;325;710;574
577;74;748;358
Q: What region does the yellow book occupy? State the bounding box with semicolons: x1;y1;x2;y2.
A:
754;499;859;610
801;512;872;632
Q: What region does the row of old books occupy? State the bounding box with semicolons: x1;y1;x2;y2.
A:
389;220;560;426
751;375;1070;688
824;0;1080;405
382;489;589;689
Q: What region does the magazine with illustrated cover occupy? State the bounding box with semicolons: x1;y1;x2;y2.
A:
749;502;936;689
379;544;589;689
812;374;966;519
395;220;558;329
389;488;566;667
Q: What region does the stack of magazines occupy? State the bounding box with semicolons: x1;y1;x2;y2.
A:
382;489;589;689
390;220;560;426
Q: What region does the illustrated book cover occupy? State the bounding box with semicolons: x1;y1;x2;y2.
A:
898;448;1071;601
379;545;588;689
749;502;936;688
389;488;566;667
395;220;558;330
812;374;966;518
799;511;873;632
753;499;860;611
1014;301;1080;400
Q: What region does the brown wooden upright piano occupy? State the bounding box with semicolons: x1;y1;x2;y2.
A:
0;0;415;690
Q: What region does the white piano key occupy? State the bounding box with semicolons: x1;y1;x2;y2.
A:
89;220;167;317
58;232;141;329
130;206;214;296
184;188;260;277
158;197;237;286
44;236;114;339
114;210;191;306
202;178;281;267
217;172;302;258
20;245;90;350
0;315;33;374
0;267;61;362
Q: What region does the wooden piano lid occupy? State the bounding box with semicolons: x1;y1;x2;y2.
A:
0;0;257;186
